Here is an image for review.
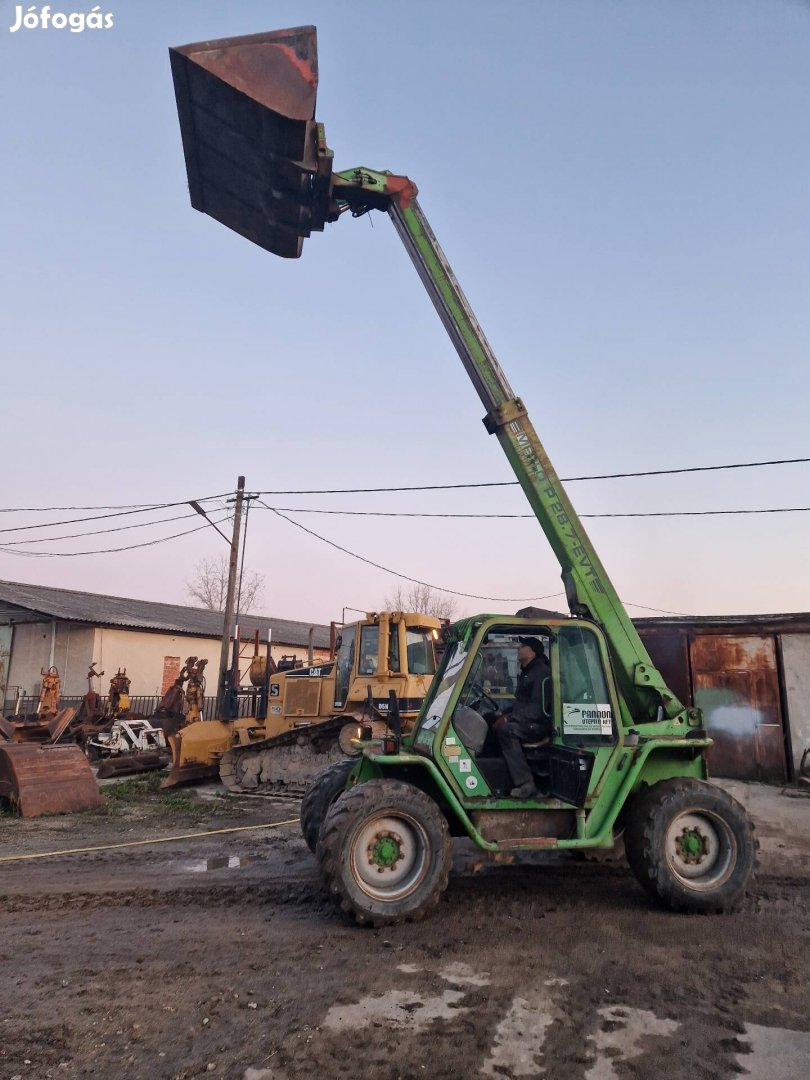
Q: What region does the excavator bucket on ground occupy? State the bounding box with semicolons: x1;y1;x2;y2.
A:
0;743;103;817
170;26;334;258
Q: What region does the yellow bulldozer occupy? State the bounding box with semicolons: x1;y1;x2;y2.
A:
163;610;441;795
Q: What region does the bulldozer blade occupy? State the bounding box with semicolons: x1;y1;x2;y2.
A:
0;743;103;817
170;26;333;258
160;761;219;789
160;721;231;789
95;752;169;780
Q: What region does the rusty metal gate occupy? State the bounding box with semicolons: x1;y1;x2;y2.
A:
690;635;787;783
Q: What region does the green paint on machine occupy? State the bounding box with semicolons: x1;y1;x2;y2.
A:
170;23;758;925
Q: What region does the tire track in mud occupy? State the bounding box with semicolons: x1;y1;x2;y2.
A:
2;870;807;1080
2;864;806;918
0;877;323;913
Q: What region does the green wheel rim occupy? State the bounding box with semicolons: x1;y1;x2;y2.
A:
665;809;737;891
349;811;431;902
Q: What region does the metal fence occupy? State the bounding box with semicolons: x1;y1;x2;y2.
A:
1;694;258;721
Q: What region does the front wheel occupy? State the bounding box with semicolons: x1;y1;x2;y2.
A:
624;778;757;913
300;758;355;853
317;779;451;926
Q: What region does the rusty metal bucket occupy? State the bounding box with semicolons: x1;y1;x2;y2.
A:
0;743;104;817
170;26;333;257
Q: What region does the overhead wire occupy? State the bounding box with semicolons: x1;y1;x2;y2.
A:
2;452;804;601
0;510;201;546
0;517;231;558
260;502;564;603
0;495;230;535
0;455;805;519
261;505;810;520
620;600;692;616
261;503;694;613
0;495;229;514
256;455;810;495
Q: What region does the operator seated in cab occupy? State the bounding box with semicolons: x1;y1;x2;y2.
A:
492;636;550;799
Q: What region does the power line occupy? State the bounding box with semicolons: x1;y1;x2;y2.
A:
261;502;564;603
0;517;231;558
261;504;810;520
0;454;804;517
256;455;810;495
263;503;693;614
0;493;230;526
0;510;202;546
622;600;692;617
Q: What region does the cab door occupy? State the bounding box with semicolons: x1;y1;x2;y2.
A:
552;623;621;799
333;625;356;710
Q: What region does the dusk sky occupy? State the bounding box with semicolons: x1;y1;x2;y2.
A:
2;0;809;625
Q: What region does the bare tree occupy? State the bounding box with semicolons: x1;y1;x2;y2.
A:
186;556;265;614
383;583;456;622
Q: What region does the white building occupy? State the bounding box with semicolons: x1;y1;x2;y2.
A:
0;580;331;710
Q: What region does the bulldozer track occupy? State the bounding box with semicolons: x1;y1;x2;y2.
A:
219;716;352;797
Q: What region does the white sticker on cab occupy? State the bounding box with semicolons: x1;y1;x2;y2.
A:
562;703;613;735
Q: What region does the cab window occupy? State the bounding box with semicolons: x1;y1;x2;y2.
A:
459;628;549;715
558;626;615;744
406;629;436;676
388;627;400;673
359;625;379;675
334;625;356;708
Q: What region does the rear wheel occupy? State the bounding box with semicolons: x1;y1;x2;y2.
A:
624;778;756;913
300;758;355;852
318;779;451;926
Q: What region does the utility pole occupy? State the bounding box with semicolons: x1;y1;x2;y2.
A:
217;475;245;714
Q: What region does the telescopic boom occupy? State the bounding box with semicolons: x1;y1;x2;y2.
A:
170;26;691;726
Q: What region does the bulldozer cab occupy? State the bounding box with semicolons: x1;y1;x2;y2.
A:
256;611;440;723
335;612;440;716
410;616;627;808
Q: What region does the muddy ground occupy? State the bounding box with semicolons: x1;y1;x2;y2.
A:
0;778;808;1080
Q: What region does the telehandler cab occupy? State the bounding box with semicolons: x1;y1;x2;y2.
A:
169;26;757;924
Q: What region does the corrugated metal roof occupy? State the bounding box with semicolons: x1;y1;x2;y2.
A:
633;612;810;633
0;579;331;649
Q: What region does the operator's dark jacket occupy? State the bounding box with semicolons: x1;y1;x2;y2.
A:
505;654;550;732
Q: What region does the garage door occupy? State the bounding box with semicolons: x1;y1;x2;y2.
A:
690;635;786;783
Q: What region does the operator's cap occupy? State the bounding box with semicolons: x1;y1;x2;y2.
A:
518;636;545;658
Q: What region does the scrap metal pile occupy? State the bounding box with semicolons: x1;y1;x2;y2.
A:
0;659;195;816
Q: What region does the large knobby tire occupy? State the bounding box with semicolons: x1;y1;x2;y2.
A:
300;758;355;853
624;778;757;913
317;779;452;927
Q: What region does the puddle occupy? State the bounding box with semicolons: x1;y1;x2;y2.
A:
184;855;260;873
482;988;562;1077
324;988;467;1032
395;961;491;986
736;1023;810;1079
585;1006;680;1080
439;961;491;987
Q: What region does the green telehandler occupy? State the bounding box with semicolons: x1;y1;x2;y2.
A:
170;26;757;925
